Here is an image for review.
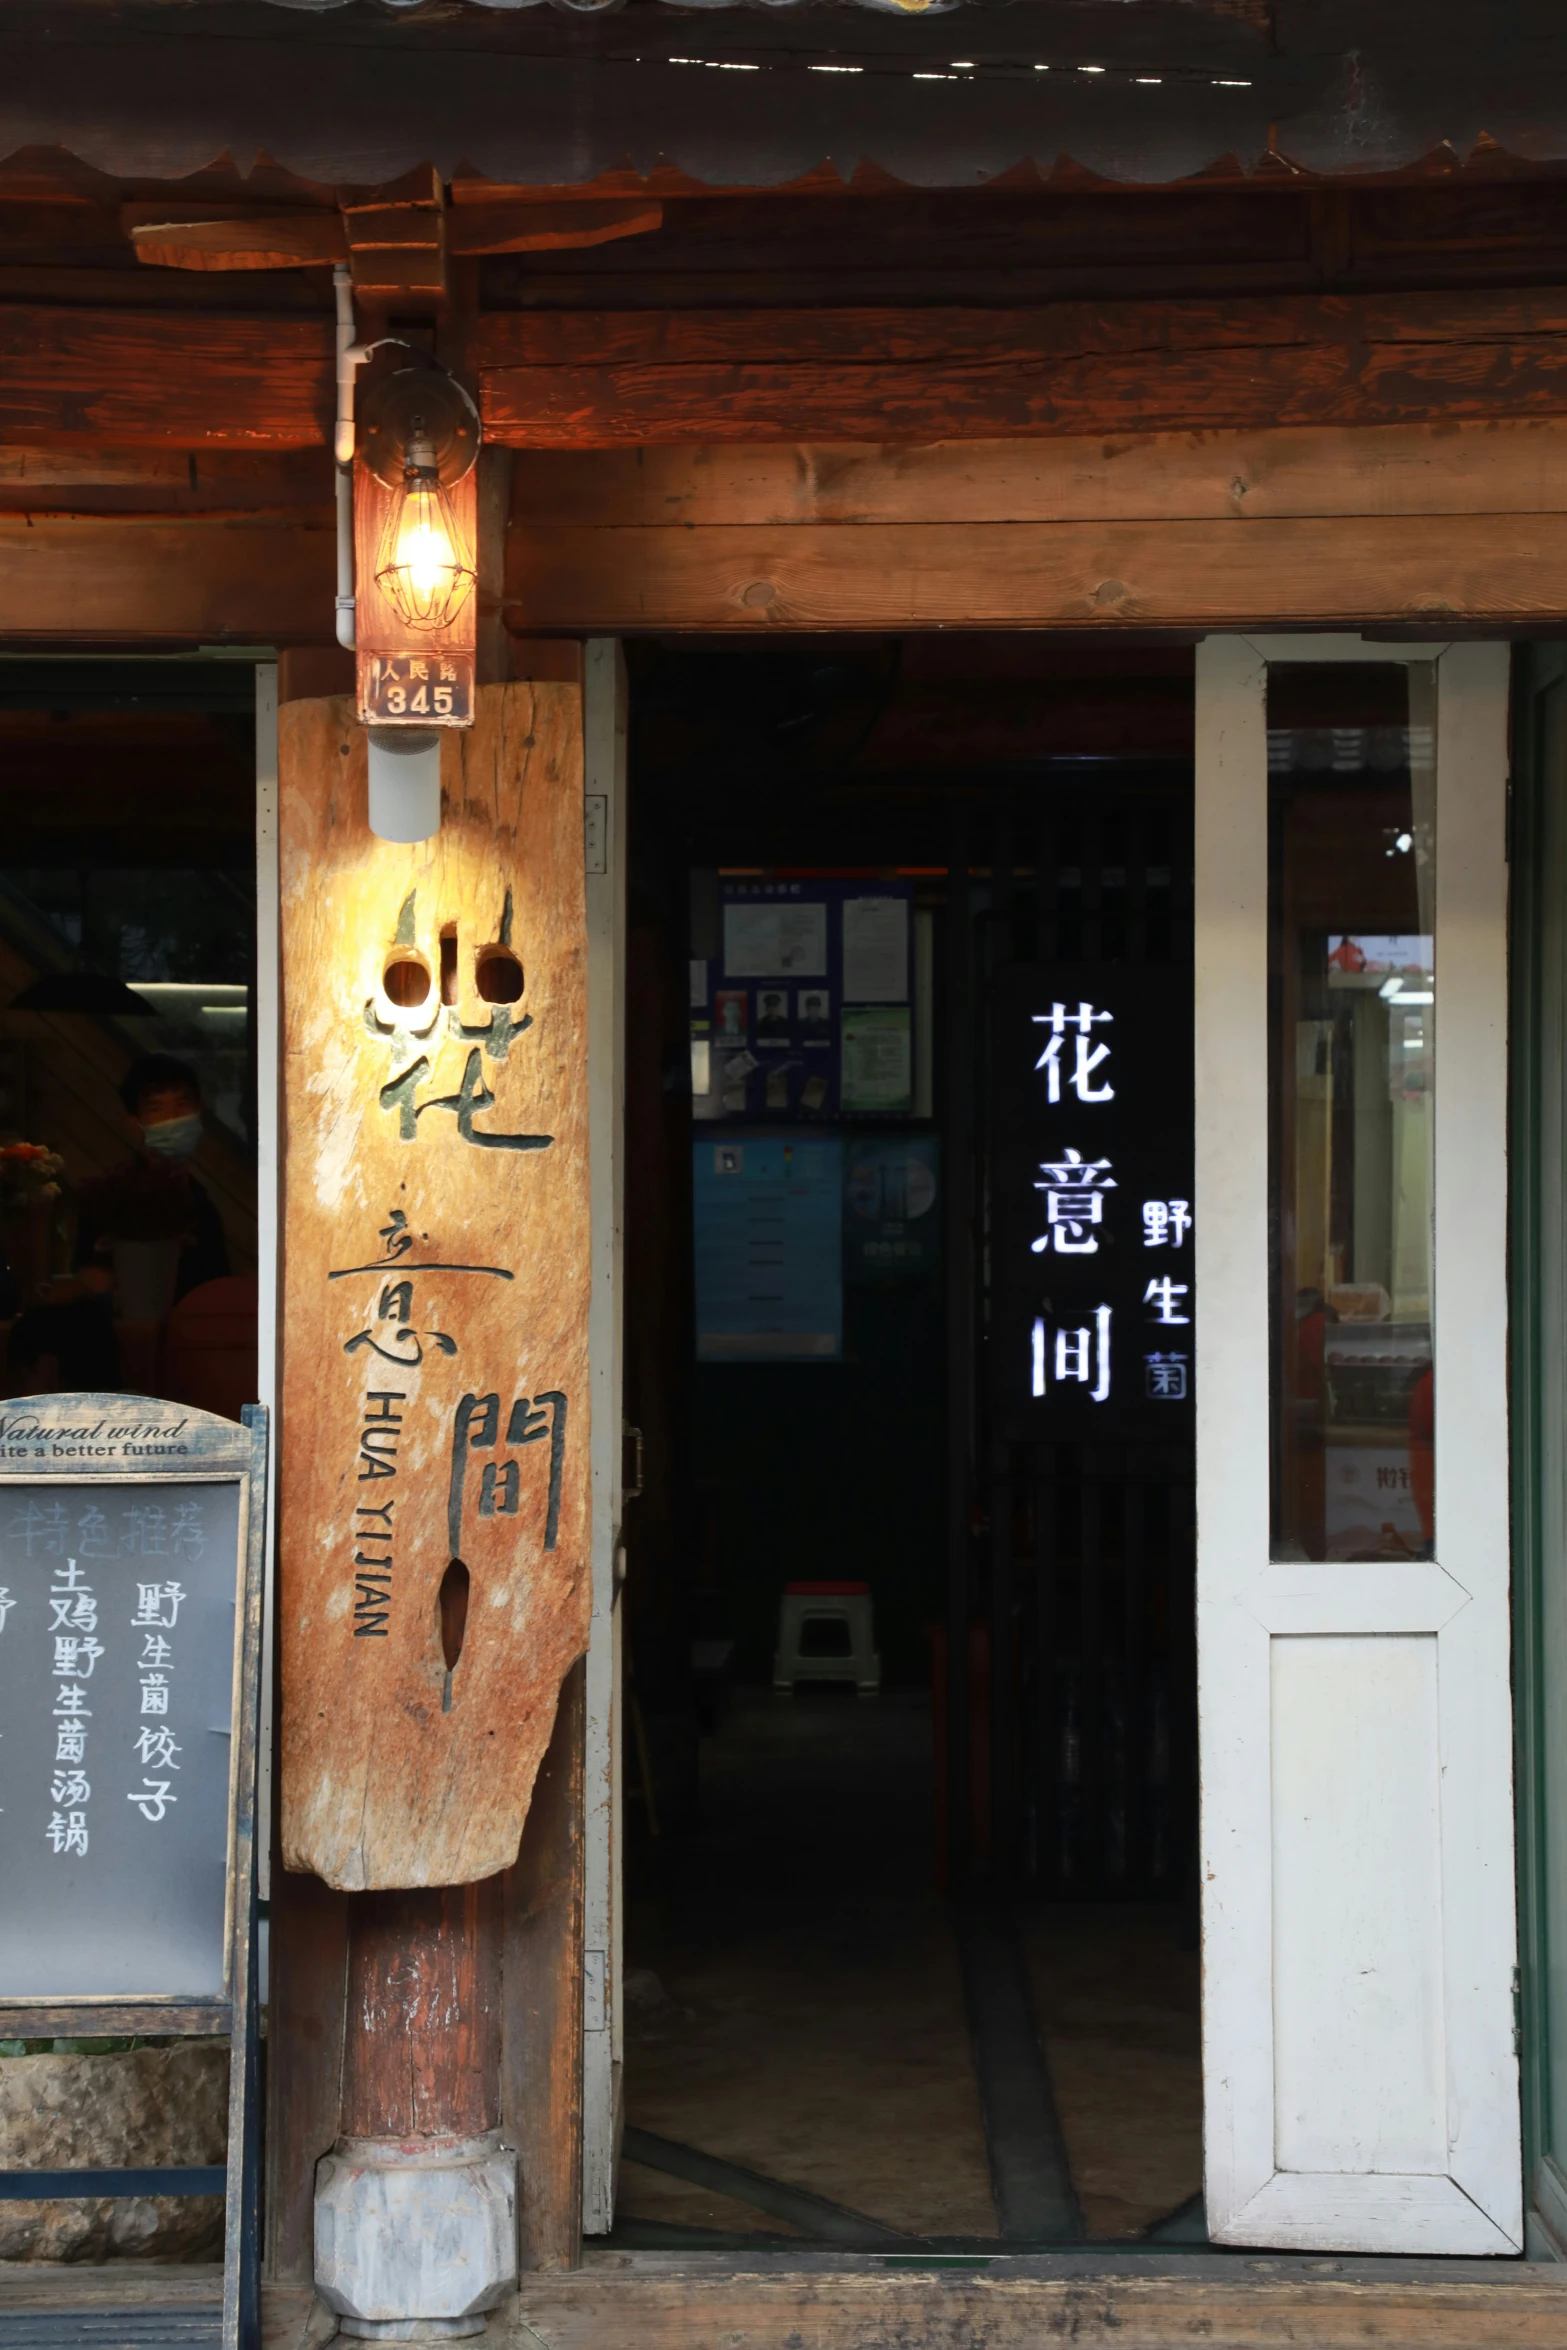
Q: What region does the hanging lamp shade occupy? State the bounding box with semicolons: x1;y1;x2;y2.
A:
11;972;155;1016
374;441;477;633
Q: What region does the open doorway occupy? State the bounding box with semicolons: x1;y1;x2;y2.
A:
607;635;1203;2251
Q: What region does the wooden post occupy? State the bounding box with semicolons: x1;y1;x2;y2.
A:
341;1879;504;2141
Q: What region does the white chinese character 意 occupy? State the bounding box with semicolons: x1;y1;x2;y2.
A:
134;1727;182;1771
1143;1277;1191;1326
50;1770;90;1805
1141;1199;1193;1249
127;1779;177;1822
1032;1148;1117;1255
52;1635;104;1679
140;1674;171;1716
46;1810;89;1856
1032;1001;1114;1106
131;1581;186;1629
1146;1352;1189;1401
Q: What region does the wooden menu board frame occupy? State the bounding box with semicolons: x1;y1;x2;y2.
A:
0;1392;267;2350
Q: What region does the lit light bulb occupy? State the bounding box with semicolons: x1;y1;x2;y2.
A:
375;428;476;633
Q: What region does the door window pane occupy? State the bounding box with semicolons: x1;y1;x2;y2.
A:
1269;664;1436;1562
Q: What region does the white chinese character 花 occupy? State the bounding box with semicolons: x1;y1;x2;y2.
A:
127;1779;177;1822
1031;1306;1112;1404
46;1810;89;1856
1144;1277;1191;1326
134;1727;182;1771
1032;1002;1114;1106
1032;1148;1117;1255
1142;1199;1193;1249
131;1581;186;1629
1146;1352;1189;1401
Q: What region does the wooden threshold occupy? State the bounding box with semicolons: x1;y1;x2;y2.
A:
512;2248;1567;2350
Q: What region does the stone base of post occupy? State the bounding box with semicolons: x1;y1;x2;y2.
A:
314;2130;517;2340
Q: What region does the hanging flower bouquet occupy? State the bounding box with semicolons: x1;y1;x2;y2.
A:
0;1141;64;1212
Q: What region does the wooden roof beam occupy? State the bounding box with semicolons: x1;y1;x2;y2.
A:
122;184;662;278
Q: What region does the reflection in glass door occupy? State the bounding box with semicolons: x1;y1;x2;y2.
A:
1268;663;1437;1566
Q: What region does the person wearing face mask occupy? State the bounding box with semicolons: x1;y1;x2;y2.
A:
32;1056;230;1314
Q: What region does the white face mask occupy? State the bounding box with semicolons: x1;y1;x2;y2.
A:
141;1112;203;1160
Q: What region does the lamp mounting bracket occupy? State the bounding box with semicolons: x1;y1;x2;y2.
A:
358;359;480;492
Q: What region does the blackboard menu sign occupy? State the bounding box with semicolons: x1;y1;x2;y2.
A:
0;1393;266;2350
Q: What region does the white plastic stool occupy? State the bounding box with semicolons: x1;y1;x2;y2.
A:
773;1580;881;1695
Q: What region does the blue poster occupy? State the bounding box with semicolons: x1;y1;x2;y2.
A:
693;1132;844;1362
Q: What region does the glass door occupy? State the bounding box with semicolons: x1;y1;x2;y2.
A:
1194;637;1520;2254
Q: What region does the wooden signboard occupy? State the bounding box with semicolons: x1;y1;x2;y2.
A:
0;1392;267;2350
278;683;590;1891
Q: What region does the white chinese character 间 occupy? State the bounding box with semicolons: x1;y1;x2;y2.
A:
140;1674;170;1715
134;1727;182;1771
1032;1148;1117;1255
1032;1002;1114;1106
50;1770;90;1805
1146;1352;1189;1401
126;1779;177;1822
46;1810;89;1856
1143;1278;1191;1326
1142;1199;1193;1249
1031;1306;1112;1404
52;1635;104;1679
54;1720;88;1764
131;1581;186;1629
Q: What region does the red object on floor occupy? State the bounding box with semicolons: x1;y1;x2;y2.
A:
785;1579;871;1595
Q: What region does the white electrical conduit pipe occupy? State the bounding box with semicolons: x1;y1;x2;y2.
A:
334;263;366;652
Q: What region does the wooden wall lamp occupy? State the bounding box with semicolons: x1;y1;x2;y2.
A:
350;352;482;843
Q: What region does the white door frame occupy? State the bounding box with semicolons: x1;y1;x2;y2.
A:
582;637;627;2234
1195;635;1521;2254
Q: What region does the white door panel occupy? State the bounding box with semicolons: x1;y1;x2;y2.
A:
1195;635;1520;2256
582;637;627;2235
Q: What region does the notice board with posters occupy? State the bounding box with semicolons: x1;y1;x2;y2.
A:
0;1391;267;2350
692;878;914;1123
